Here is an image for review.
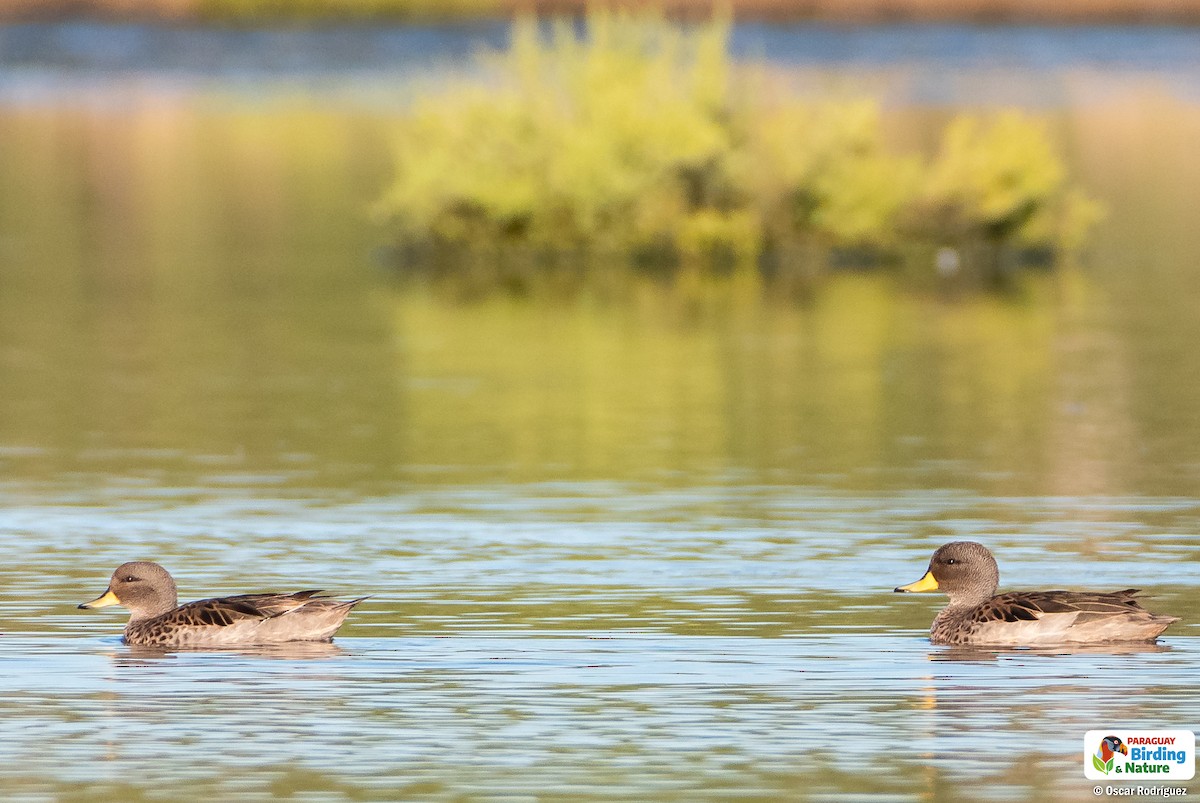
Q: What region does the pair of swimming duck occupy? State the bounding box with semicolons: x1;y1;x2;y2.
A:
78;541;1181;648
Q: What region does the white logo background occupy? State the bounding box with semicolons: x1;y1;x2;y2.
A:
1084;730;1195;781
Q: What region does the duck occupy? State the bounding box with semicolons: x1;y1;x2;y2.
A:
79;561;366;647
894;541;1179;646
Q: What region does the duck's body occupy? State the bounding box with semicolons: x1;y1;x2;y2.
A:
119;591;363;647
896;542;1179;647
927;587;1177;647
80;562;365;647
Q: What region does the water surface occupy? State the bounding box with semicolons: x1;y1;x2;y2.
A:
0;21;1198;802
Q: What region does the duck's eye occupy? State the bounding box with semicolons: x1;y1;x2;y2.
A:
945;559;956;565
123;575;138;582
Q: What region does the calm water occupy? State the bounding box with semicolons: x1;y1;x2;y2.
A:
0;21;1198;803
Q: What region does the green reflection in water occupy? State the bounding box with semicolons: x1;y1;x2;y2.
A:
2;88;1199;502
1;88;1199;499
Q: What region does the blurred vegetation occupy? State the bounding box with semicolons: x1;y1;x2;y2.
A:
197;0;504;21
912;113;1102;253
377;13;1101;285
4;74;1200;494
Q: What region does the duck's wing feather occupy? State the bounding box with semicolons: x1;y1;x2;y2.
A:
171;591;334;626
976;589;1152;624
952;589;1179;646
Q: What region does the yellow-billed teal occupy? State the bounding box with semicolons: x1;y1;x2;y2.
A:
79;561;365;647
895;542;1179;646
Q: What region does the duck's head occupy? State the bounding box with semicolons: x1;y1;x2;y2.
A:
79;561;179;621
894;541;1000;607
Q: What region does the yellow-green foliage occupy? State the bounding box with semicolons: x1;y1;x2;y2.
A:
378;12;1098;269
381;15;740;258
915;113;1103;249
745;100;922;247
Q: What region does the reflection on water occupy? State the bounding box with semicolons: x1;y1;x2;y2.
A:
929;642;1177;663
0;21;1199;803
117;640;349;661
0;631;1196;801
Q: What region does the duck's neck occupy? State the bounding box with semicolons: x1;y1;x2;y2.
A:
944;586;996;610
126;594;178;624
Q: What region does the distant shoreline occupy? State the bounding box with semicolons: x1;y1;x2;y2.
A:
2;0;1198;25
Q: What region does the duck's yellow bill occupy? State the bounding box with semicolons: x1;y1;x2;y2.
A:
895;570;939;593
78;589;120;609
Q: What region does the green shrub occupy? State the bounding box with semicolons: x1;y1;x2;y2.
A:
376;12;1099;277
911;112;1103;250
379;14;739;259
